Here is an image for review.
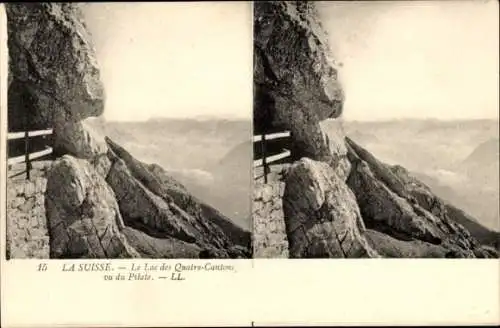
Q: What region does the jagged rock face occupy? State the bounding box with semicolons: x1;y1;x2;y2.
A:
5;3;104;132
45;155;139;258
346;148;444;244
123;227;202;259
254;1;343;130
345;137;497;258
282;158;379;258
364;229;451;258
45;152;245;259
6;3;107;172
388;164;478;240
445;204;500;251
105;137;251;259
254;1;349;177
106;158;202;243
389;163;499;255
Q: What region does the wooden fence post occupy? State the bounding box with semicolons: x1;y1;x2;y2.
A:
24;132;30;180
24;111;30;180
262;133;268;184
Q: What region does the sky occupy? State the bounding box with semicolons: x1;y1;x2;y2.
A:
318;0;499;121
82;2;252;121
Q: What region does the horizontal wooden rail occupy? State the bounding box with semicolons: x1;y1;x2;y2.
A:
253;131;290;142
7;129;53;140
7;147;53;166
253;149;291;168
254;130;292;183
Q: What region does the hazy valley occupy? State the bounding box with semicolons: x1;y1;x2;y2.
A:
340;118;499;232
86;117;252;230
85;117;499;235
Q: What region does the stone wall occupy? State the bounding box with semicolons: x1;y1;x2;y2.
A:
6;162;51;259
252;173;289;258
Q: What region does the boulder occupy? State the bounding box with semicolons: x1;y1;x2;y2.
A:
282;158;379;258
52;118;111;177
45;155;139;258
53;118;107;158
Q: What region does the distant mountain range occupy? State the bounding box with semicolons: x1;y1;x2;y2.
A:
342;118;499;232
85;116;498;234
85;116;253;230
460;137;499;172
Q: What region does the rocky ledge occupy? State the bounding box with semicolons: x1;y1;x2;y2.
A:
5;3;251;259
253;1;498;258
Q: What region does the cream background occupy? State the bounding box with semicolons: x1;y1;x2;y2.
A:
1;2;499;327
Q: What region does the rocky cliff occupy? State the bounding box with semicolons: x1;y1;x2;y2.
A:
253;1;498;258
254;1;350;180
5;3;251;259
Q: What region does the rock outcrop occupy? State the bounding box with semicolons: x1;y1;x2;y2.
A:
444;204;500;251
253;1;498;259
52;119;109;162
5;2;251;259
105;136;251;258
283;158;378;258
254;1;349;179
345;137;494;257
5;3;104;131
6;3;110;168
122;227;202;259
45;156;140;258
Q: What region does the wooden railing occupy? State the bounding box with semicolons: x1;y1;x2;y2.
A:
7;129;53;180
253;130;292;183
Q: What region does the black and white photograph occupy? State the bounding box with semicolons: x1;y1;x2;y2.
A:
1;1;499;327
253;1;499;258
4;2;253;259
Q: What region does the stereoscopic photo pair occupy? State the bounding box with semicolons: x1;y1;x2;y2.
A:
3;2;499;260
